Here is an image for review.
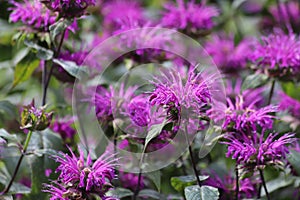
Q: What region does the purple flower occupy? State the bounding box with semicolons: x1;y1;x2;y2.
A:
127;95;150;127
204;173;256;199
119;172;145;191
223;131;297;167
43;181;83;200
161;0;219;34
42;0;95;18
268;1;300;29
92;86;113;122
9;0;57;31
101;0;145;32
249;30;300;79
51;117;76;143
52;146;117;196
205;34;253;73
279;92;300;118
223;95;277;132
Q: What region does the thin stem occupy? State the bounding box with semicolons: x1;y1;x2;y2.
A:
42;29;66;106
267;80;275;105
1;130;33;194
235;164;239;200
259;169;270;200
132;168;143;200
184;130;201;187
257;183;262;199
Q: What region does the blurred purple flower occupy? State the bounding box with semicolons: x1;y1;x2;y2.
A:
51;117;76;143
119;172;145;191
223;131;297;166
204;173;256;199
43;181;83;200
279;92;300;118
127;95;150;127
52;146;117;196
223;95;277;132
9;0;57;31
161;0;219;33
102;0;145;32
250;30;300;79
42;0;95;18
205;34;253;73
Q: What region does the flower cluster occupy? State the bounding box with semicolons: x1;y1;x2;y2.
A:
9;0;57;31
51;117;76;144
161;0;219;35
223;132;297;168
44;147;118;199
249;30;300;80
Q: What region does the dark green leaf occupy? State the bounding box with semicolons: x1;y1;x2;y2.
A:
144;120;168;151
106;187;133;199
171;175;209;193
260;176;294;196
0;101;17;121
138;189;162;199
24;40;53;60
53;59;88;80
12;52;40;88
242;74;269;91
184;185;219;200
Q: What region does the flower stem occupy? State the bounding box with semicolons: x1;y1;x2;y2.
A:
1;130;33;194
235;164;239;200
259;169;270;200
267;80;275;105
42;29;66;105
132;168;143;200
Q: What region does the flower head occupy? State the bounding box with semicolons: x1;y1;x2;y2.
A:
205;34;253;73
161;0;219;35
48;146;118;198
127;95;150;127
223;131;297;167
223;95;277;133
119;172;145;191
51;117;76;143
42;0;95;18
9;0;57;31
249;30;300;79
279;92;300;118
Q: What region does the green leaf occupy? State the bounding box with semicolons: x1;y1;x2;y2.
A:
49;19;72;42
0;129;19;142
12;52;40;88
25;129;63;199
0;101;17;121
146;170;161;191
184;185;219;200
106;187;133;199
287;150;300;175
144;120;168;152
281;82;300;101
24;40;53;60
53;59;88;80
242;74;269;91
138;189;162;199
171;175;209;193
260;176;294;196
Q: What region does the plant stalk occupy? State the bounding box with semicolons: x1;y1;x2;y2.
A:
267;80;275;105
235;164;239;200
1;130;33;194
259;169;270;200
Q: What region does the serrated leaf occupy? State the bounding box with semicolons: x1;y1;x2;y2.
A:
242;74;269;91
287;150;300;175
171;175;209;193
106;187;133;198
24;40;53;60
49;19;72;42
12;52;40;88
146;170;161;191
53;59;88;80
138;189;162;199
184;185;219;200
